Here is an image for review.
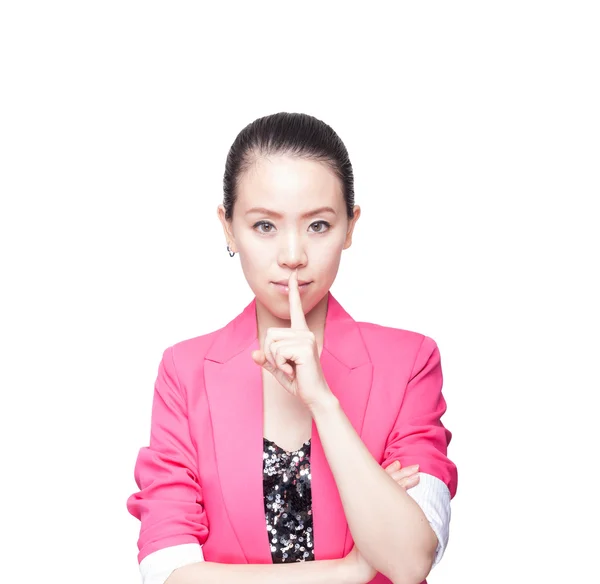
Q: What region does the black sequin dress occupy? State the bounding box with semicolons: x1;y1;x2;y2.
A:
263;437;315;563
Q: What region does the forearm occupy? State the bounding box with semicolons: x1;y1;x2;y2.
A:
309;395;437;584
167;557;357;584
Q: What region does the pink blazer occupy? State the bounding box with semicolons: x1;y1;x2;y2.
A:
127;291;458;583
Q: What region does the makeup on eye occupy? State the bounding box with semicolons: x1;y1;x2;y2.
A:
252;220;331;234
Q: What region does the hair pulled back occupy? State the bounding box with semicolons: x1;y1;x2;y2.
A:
222;112;355;221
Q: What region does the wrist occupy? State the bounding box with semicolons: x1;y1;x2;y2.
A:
334;557;365;584
307;391;340;418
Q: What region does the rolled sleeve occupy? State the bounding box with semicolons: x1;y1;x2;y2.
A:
382;335;458;566
126;346;209;569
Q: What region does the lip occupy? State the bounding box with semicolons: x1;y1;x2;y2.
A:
272;279;312;285
271;281;312;295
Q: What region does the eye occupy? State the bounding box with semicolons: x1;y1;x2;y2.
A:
253;221;275;234
309;220;331;233
252;220;331;234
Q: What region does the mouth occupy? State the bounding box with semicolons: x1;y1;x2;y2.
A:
272;279;312;286
271;281;312;294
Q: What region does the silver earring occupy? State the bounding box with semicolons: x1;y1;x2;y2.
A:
227;244;235;257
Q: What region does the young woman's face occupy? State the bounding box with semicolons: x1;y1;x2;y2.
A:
218;154;360;320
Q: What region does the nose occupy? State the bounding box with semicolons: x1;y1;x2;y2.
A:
278;234;307;270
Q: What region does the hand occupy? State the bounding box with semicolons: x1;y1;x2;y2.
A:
344;461;421;583
383;459;421;490
251;269;333;409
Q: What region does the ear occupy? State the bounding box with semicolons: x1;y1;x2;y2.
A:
343;205;361;250
217;204;236;252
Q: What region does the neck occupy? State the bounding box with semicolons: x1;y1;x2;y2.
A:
255;291;329;352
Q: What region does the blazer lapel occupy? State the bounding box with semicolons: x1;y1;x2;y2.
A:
203;291;374;563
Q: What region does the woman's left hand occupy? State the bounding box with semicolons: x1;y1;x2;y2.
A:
251;269;334;410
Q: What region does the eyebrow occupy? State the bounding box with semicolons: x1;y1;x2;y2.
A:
245;206;337;219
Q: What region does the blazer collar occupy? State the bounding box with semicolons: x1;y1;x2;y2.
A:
205;290;371;369
203;291;373;563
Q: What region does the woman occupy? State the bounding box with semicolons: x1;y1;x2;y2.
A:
126;112;458;584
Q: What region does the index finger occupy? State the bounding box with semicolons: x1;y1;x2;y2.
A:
288;269;308;330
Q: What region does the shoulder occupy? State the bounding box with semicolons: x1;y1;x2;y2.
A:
172;328;221;358
355;320;438;368
161;324;225;378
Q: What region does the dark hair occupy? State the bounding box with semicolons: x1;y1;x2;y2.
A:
222;112;355;221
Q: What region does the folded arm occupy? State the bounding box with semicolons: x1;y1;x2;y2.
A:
308;335;458;584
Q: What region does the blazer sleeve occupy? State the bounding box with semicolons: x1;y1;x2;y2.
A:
126;346;210;569
382;335;458;565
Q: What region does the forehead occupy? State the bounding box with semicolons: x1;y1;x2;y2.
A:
236;154;343;213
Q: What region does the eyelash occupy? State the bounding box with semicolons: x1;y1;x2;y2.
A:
252;220;331;234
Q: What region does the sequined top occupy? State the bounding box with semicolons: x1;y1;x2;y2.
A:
263;437;315;563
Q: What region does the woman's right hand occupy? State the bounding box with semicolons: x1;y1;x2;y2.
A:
343;460;421;583
384;459;420;490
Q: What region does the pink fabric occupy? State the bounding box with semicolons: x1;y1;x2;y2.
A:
126;291;458;583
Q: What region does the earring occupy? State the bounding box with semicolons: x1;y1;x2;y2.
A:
227;244;235;257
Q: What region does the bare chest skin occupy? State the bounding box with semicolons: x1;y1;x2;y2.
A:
258;326;324;452
262;369;313;453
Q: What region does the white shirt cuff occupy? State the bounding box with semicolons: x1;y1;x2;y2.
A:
406;472;451;567
139;543;205;584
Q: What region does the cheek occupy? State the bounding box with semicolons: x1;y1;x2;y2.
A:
305;251;343;291
312;242;344;269
238;247;271;282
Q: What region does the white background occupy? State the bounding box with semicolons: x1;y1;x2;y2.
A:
1;1;598;582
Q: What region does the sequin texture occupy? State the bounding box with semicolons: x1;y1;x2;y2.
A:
263;437;314;562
